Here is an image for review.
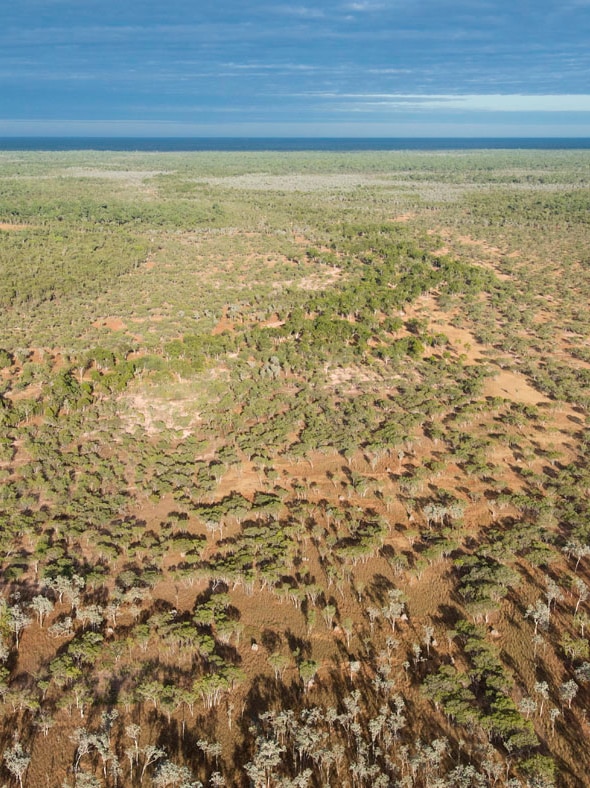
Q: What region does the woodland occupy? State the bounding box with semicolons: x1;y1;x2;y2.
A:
0;147;589;787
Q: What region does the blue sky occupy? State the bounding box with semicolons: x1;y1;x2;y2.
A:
1;0;589;136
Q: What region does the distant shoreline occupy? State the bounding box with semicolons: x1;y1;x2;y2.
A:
1;137;589;152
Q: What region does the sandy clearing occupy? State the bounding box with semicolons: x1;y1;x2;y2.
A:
212;307;235;335
429;227;516;280
121;391;203;436
405;293;485;363
61;168;167;182
92;317;127;331
298;267;343;291
0;222;31;231
484;368;550;404
192;173;400;192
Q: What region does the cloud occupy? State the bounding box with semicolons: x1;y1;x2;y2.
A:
367;68;413;75
271;5;326;18
0;21;268;48
389;94;590;112
295;93;590;112
222;62;321;72
344;1;386;11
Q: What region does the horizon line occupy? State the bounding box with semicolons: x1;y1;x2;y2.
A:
1;134;590;140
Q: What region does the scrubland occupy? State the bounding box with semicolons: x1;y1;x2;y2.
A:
0;148;590;787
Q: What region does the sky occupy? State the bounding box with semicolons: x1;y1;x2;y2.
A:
0;0;589;137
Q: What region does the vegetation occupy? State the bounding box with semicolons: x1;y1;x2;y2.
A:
0;147;589;786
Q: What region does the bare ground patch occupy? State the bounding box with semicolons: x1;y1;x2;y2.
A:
298;266;343;291
0;222;32;231
61;168;167;183
191;173;401;191
483;368;551;405
119;389;204;437
392;212;416;222
92;316;127;331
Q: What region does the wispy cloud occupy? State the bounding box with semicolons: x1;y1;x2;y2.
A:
367;68;414;75
1;0;588;136
344;1;386;11
0;22;268;47
271;5;326;18
293;93;590;112
383;94;590;112
222;62;321;72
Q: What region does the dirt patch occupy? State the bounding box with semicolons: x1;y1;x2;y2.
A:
484;368;550;404
5;383;43;403
212;306;235;335
439;323;483;361
0;222;31;231
192;173;399;192
120;389;204;437
431;227;515;280
327;365;382;388
298;267;343;291
260;314;284;329
405;294;484;364
456;234;503;254
62;168;167;183
92;317;127;331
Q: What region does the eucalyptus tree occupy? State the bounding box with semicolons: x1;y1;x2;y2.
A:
6;604;31;649
4;743;30;788
153;760;201;788
30;594;54;627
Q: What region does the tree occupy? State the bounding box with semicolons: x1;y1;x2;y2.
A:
136;679;163;709
525;600;550;635
244;737;285;788
268;652;290;681
31;594;54;627
573;577;588;614
7;605;31;649
322;604;336;629
549;707;560;737
422;624;435;656
533;681;550;716
520;754;556;787
140;745;166;780
299;660;319;690
153;759;201;788
193;671;236;709
544;577;563;611
44;573;85;607
381;588;406;633
518;697;537;720
564;539;590;571
4;742;30;788
342;618;354;649
34;711;55;737
559;680;578;709
197;740;222;769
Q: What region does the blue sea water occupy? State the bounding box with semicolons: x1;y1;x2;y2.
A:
0;137;589;152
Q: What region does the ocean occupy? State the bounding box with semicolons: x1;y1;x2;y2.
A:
0;137;589;152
